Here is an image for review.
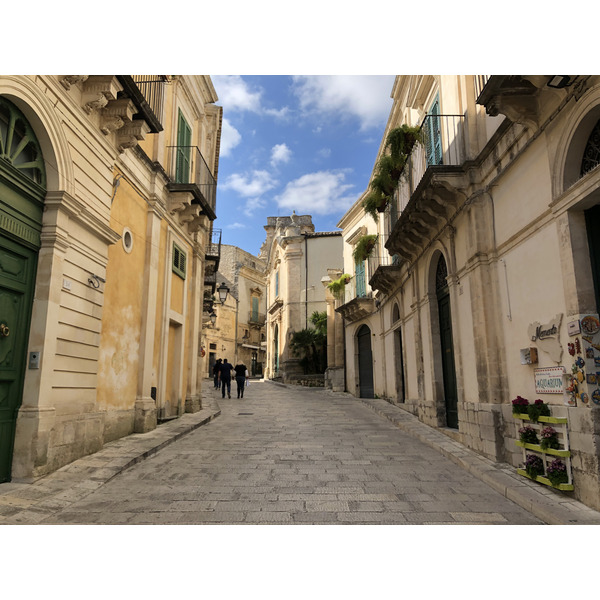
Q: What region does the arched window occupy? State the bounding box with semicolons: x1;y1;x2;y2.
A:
581;119;600;178
435;254;448;295
392;303;400;323
0;97;46;187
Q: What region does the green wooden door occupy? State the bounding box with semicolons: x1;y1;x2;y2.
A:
0;236;37;482
0;95;45;482
438;292;458;428
175;110;192;183
357;324;374;398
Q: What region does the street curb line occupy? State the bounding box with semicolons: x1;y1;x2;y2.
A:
358;397;600;525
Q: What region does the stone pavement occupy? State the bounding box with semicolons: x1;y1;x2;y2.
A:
1;381;599;525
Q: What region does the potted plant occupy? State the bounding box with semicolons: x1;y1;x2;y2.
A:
361;189;389;222
352;234;378;264
327;274;352;300
524;454;544;480
546;459;569;486
527;399;551;422
511;395;529;415
540;426;560;450
385;124;422;162
518;425;539;445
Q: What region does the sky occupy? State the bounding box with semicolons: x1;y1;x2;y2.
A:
211;75;395;256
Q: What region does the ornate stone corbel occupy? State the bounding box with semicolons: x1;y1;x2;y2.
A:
82;75;121;115
117;120;151;153
179;204;200;225
101;98;136;135
60;75;89;90
167;191;193;215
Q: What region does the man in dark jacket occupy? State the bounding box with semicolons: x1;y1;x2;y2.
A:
213;359;222;389
218;359;234;399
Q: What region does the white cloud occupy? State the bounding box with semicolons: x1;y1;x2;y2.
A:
274;170;357;216
265;106;291;119
292;75;395;131
270;143;292;167
212;75;262;112
243;197;268;217
318;148;331;159
227;222;247;229
219;118;242;157
221;170;278;198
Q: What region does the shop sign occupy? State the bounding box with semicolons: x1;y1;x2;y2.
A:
528;313;563;362
534;366;565;394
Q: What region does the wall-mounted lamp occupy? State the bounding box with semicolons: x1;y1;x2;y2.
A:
209;312;217;326
217;282;230;304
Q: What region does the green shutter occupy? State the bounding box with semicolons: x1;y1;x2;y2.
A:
172;243;186;279
252;297;259;321
424;95;442;167
175;110;192;183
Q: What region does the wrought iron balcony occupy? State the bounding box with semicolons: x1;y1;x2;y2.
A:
248;311;266;326
474;76;491;102
334;276;375;324
206;227;221;270
116;76;167;133
367;236;402;296
385;113;467;261
166;145;217;220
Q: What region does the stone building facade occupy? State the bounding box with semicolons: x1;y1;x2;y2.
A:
335;75;600;511
263;213;343;382
0;75;221;482
201;244;267;377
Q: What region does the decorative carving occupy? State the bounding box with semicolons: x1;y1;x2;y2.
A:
117;120;150;153
100;116;125;135
83;93;109;115
167;192;192;215
60;75;88;90
179;204;200;225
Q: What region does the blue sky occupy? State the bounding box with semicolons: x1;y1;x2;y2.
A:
211;75;395;256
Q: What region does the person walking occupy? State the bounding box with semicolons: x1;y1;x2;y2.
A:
218;358;233;399
234;362;249;398
213;358;222;389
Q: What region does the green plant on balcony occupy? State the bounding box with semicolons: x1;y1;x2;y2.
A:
362;124;421;222
362;189;389;222
352;234;378;264
385;124;422;161
327;274;352;300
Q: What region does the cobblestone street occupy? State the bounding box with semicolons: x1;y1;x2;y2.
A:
35;381;544;524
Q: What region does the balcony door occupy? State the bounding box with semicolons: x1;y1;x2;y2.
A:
424;94;443;167
355;260;366;298
175;110;191;183
436;255;458;429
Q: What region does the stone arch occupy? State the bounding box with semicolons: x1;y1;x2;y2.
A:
553;83;600;196
391;302;401;324
0;76;74;194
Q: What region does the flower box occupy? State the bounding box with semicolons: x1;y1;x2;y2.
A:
514;414;568;424
514;440;570;458
516;469;574;491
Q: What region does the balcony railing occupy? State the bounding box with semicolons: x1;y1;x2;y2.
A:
166;145;216;214
117;75;167;133
206;227;222;258
248;311;266;326
474;76;491;102
386;114;466;230
367;239;400;276
341;275;372;306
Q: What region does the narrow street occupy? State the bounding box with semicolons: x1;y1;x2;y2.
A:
36;381;542;525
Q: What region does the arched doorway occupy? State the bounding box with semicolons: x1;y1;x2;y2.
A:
583;119;600;313
0;96;46;482
436;254;458;429
357;324;374;398
273;324;280;376
392;303;405;403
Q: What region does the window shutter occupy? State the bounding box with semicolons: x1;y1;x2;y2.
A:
172;243;187;279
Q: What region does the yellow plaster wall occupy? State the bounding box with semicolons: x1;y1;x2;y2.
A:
170;271;185;314
96;172;146;410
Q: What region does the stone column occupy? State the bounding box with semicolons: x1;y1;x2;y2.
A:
133;199;163;432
